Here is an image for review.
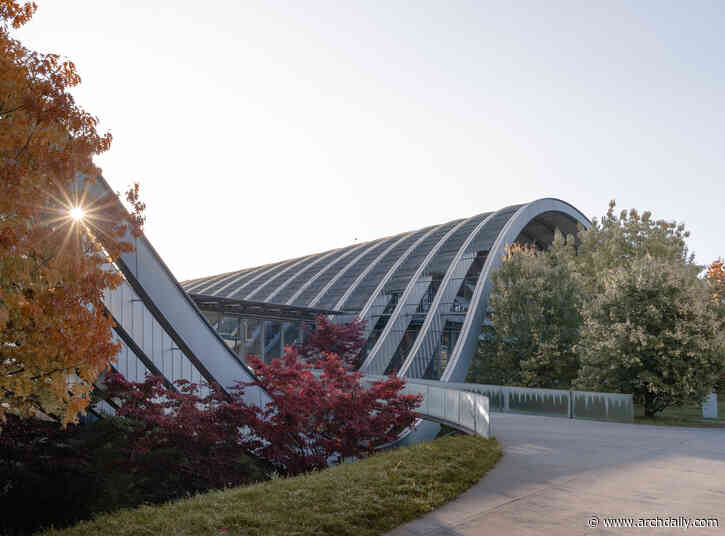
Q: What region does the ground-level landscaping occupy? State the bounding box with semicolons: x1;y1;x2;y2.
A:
41;434;500;536
634;398;725;428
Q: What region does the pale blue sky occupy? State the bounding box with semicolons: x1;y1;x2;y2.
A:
15;1;724;280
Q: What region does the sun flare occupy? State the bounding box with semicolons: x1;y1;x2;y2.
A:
70;207;86;221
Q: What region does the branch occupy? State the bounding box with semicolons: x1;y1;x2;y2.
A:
14;120;40;159
0;104;26;118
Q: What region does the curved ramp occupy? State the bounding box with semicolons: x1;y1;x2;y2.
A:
363;375;490;439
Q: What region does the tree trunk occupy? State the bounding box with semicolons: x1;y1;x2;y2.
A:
643;392;658;418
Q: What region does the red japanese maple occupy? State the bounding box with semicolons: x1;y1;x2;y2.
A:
297;314;366;367
100;345;420;477
238;348;421;474
103;373;259;488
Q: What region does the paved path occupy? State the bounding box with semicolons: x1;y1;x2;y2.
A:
388;413;725;535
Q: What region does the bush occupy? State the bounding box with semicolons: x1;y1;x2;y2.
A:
297;314;366;367
239;348;421;473
0;343;421;534
0;378;270;536
101;373;266;493
0;415;101;536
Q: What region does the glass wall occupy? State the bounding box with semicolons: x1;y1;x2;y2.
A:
199;310;312;365
241;318;263;361
424;320;462;379
201;310;220;328
282;322;302;349
264;320;282;362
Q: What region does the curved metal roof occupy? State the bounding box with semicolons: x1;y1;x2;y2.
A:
182;199;590;382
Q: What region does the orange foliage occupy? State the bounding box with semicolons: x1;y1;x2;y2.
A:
707;259;724;301
1;1;144;424
501;242;537;261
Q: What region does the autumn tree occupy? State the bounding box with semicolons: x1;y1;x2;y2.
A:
240;348;421;473
1;1;144;424
470;233;582;388
706;259;725;393
707;259;725;303
297;314;366;367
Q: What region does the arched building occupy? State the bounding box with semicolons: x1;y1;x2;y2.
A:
183;199;589;384
78;176;594;431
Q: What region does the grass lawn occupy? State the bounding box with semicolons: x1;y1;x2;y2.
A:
42;435;501;536
634;397;725;428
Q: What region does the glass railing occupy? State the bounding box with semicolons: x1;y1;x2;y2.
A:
362;375;491;438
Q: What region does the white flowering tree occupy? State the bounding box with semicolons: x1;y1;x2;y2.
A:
473;201;725;415
575;256;725;417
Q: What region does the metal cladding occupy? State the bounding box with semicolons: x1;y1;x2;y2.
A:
85;177;271;412
183;199;590;384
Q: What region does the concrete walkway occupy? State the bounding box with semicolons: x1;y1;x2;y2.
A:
388;413;725;535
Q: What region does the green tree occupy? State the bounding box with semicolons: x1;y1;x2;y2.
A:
575;255;725;417
573;201;693;296
470;201;725;416
469;232;582;389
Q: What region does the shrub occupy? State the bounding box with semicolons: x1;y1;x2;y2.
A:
102;373;266;493
0;344;421;534
239;348;421;474
0;377;269;535
0;415;101;536
297;314;366;367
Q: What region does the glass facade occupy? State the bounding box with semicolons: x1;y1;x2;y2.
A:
197;309;310;365
241;317;263;358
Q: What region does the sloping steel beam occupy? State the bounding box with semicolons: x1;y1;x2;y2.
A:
184;269;247;293
238;254;315;300
354;224;446;340
360;218;470;375
396;211;498;378
440;199;589;383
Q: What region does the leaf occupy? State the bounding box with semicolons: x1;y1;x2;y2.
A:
0;3;144;425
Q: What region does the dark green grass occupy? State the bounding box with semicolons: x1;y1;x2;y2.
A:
634;398;725;428
41;435;501;536
435;424;464;438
